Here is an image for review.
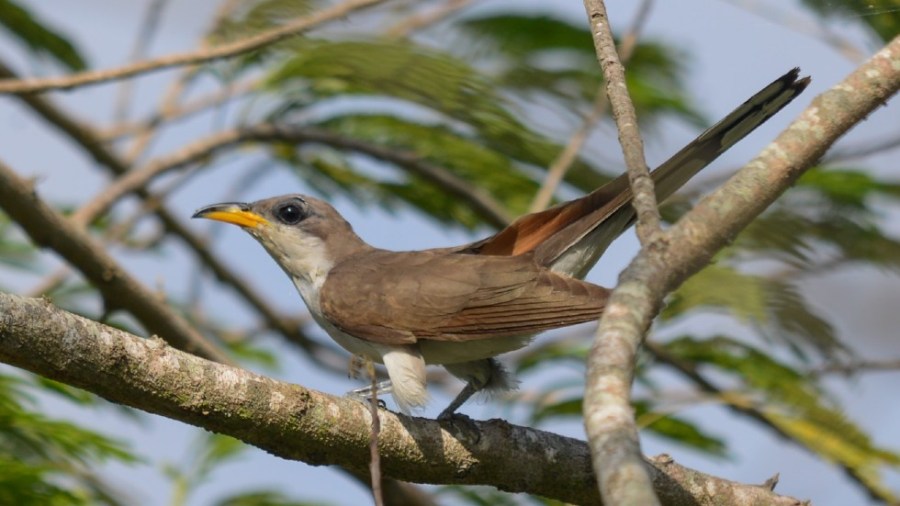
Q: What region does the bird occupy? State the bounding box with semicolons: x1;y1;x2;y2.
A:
193;68;809;419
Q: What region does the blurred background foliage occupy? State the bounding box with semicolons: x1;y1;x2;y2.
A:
0;0;898;504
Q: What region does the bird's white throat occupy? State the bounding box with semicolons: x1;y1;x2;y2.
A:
256;227;333;314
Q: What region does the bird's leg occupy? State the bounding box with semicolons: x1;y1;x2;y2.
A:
438;381;480;420
440;358;518;420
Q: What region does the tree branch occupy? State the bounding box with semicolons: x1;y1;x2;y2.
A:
0;160;229;363
0;0;387;94
0;292;805;506
72;124;513;229
581;2;663;504
586;31;899;506
385;0;474;38
0;57;328;367
530;0;653;213
583;0;661;243
646;340;887;501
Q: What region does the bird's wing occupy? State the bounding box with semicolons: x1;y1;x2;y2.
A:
318;251;608;345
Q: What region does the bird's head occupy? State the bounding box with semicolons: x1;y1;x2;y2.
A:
192;195;366;284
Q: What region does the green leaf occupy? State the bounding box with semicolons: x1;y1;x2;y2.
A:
798;0;900;43
635;401;727;456
0;373;137;505
525;389;727;457
0;213;38;273
31;378;97;406
733;209;818;265
265;38;611;192
208;0;321;44
0;459;87;506
225;340;280;370
664;265;841;357
459;14;599;58
289;114;543;225
0;0;87;71
665;335;900;503
437;486;528;506
193;434;248;480
516;339;591;375
736;169;900;272
458;14;703;127
797;166;900;209
214;490;333;506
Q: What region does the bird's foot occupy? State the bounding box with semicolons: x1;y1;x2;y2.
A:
347;380;392;409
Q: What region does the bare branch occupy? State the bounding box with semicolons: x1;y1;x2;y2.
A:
99;79;259;142
72;124;513;229
824;133;900;163
0;0;387;94
385;0;474;38
583;0;661;244
586;31;899;506
530;0;653;213
811;358;900;376
0;57;329;368
581;1;662;504
0;292;806;506
112;0;170;123
0;159;229;363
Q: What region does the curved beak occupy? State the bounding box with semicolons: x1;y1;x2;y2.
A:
192;202;269;228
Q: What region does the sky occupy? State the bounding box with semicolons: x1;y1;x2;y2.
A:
0;1;898;505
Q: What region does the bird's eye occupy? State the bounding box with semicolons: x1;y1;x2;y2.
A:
276;202;305;224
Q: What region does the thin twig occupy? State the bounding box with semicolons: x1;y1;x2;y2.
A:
580;1;662;504
529;0;653;213
0;0;387;94
823;134;900;163
385;0;474;38
100;78;259;141
71;124;513;228
583;0;661;244
25;266;72;297
366;360;385;506
112;0;170;123
810;358;900;377
720;0;867;62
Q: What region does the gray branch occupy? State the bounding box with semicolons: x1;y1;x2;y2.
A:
0;292;804;506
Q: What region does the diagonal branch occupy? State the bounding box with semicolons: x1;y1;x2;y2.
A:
0;0;387;94
580;2;662;504
530;0;653;213
586;31;899;506
0;159;229;363
72;124;513;229
385;0;474;38
583;0;661;244
646;340;889;501
0;57;327;366
111;0;170;123
0;292;805;506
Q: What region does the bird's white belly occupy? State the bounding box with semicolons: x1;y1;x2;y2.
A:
418;334;533;364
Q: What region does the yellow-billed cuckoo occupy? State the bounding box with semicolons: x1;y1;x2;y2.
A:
194;69;808;418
